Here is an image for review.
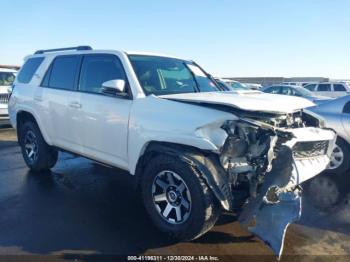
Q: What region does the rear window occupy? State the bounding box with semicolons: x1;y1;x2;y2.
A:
334;84;346;91
17;57;44;84
46;56;80;90
318;84;331;91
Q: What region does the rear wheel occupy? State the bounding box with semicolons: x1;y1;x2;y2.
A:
19;121;58;172
141;154;221;240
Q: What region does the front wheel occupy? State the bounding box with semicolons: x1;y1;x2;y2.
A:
141;154;221;241
19;121;58;172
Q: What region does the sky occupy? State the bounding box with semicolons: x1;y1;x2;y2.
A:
1;0;350;78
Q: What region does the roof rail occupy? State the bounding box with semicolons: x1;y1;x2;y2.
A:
34;46;93;55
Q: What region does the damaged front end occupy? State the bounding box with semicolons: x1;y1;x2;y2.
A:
214;111;336;258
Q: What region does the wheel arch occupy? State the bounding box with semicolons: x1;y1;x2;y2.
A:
135;141;233;211
16;110;52;146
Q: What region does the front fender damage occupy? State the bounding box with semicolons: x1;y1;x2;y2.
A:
238;146;302;258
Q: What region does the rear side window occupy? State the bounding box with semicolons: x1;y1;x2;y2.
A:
267;86;281;94
79;55;126;94
304;84;316;91
281;86;294;95
17;57;44;84
344;101;350;114
46;56;80;90
318;84;331;91
334;84;346;91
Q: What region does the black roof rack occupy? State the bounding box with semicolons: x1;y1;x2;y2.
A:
34;46;92;55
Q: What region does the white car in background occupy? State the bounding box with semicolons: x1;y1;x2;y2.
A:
242;83;262;90
304;82;350;98
220;79;249;90
0;68;17;124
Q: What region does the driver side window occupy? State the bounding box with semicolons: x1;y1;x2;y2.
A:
79;54;127;94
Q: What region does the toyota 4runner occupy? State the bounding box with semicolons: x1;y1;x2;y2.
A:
9;46;336;258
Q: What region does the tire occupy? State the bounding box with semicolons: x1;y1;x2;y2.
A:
141;154;221;241
19;121;58;172
305;173;342;210
326;138;350;175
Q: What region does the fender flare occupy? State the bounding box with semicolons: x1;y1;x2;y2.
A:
136;142;233;211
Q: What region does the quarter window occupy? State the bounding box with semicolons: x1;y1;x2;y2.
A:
317;84;331;91
79;55;126;94
17;57;44;84
334;84;346;91
47;56;80;90
344;101;350;114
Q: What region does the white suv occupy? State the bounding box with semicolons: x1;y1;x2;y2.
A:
0;67;17;124
9;46;336;257
304;82;350;98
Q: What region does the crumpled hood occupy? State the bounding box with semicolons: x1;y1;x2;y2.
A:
160;91;315;114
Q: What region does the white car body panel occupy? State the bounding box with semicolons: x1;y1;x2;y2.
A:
127;95;237;174
160;91;315;114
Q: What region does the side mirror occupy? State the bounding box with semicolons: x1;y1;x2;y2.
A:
102;79;126;96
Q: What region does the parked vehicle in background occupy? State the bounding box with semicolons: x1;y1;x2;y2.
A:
242;83;262;90
9;46;336;258
309;96;350;174
262;85;331;104
214;78;236;91
307;95;350;209
219;79;250;90
282;82;315;87
304;82;350;98
0;67;17;124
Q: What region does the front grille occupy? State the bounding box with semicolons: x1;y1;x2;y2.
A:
292;141;329;159
0;93;9;104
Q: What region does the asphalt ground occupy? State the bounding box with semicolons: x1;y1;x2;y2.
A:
0;125;350;262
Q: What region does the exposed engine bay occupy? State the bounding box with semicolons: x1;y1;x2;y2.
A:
216;109;332;258
160;96;335;259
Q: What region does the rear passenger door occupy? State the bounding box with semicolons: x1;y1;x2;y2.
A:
40;55;83;150
333;84;348;98
74;54;132;170
316;83;333;97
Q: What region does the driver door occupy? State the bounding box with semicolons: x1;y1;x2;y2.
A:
73;54;132;170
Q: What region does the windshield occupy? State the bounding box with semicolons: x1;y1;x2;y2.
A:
226;81;249;90
294;86;313;96
128;55;219;96
0;72;16;86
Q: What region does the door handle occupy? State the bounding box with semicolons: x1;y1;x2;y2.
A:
69;101;82;109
